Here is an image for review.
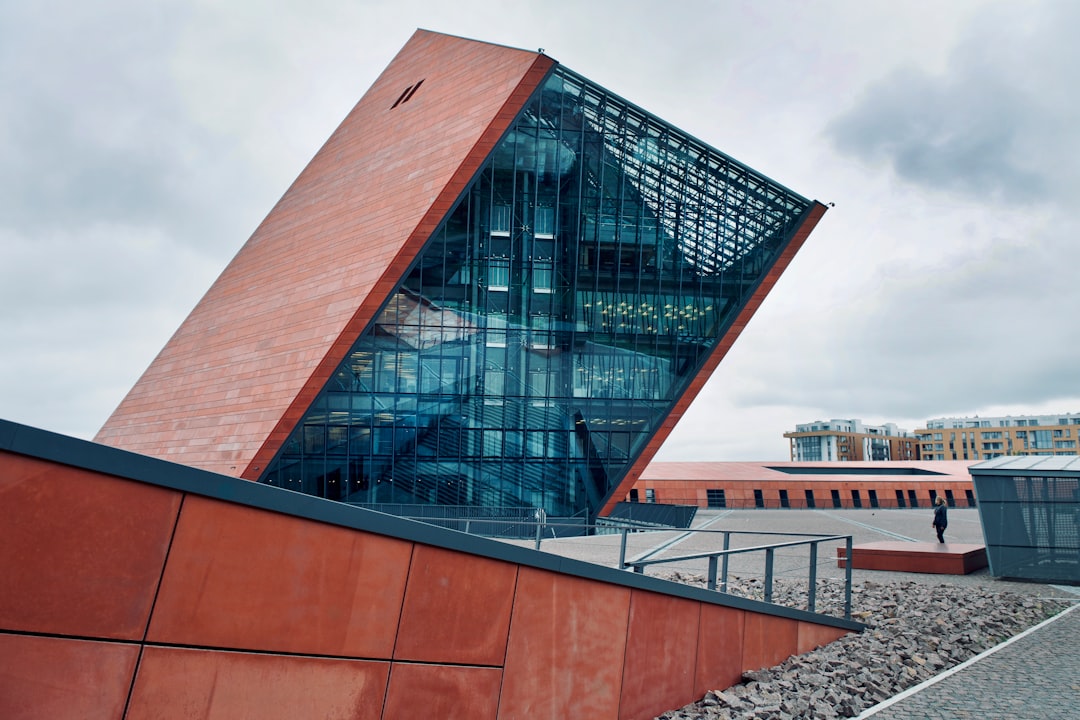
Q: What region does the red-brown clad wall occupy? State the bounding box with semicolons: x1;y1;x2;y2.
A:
0;452;180;641
0;635;139;720
95;31;554;478
0;436;856;720
126;647;390;720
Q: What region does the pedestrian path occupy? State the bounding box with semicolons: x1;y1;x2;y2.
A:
857;601;1080;719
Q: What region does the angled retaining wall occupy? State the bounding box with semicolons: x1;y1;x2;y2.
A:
0;420;860;720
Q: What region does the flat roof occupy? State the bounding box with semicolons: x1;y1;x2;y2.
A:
971;455;1080;474
642;460;975;484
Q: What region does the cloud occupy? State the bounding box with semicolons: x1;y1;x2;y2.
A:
827;1;1080;207
4;0;1079;463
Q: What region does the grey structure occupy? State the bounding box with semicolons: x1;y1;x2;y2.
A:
970;455;1080;584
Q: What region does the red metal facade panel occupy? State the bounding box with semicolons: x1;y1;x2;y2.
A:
742;613;800;672
0;634;139;720
797;621;849;655
694;603;747;697
499;568;631;719
384;663;502;720
601;202;828;516
0;452;180;640
0;444;858;719
96;31;554;477
147;495;414;657
619;590;701;720
127;646;390;720
394;544;518;666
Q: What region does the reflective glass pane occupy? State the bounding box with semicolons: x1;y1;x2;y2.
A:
259;66;812;519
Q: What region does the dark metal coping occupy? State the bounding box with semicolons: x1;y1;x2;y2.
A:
0;418;863;632
766;466;948;476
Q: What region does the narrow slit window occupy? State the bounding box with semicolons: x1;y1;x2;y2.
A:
390;79;425;109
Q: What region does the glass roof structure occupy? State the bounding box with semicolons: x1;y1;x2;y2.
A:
257;65;816;521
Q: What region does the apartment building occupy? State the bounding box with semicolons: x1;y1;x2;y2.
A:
915;413;1080;461
784;419;919;462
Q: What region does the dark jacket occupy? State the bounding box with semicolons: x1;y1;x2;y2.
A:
933;503;948;528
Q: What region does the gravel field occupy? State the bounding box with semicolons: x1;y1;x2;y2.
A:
653;573;1074;720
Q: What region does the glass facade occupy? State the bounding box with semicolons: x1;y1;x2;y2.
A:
258;67;813;519
973;471;1080;583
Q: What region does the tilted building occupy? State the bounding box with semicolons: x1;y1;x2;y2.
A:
96;30;826;522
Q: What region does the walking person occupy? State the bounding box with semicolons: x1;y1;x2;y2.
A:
932;496;948;543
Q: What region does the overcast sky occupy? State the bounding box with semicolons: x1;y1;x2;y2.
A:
3;0;1078;461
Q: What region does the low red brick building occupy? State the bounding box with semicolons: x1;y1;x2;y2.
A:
633;460;976;509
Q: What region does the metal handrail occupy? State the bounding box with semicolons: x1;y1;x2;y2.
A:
374;509;855;620
619;528;854;619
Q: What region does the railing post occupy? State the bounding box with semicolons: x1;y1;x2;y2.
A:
844;536;853;620
764;548;774;604
720;531;731;592
807;541;818;613
619;528;628;569
707;556;718;591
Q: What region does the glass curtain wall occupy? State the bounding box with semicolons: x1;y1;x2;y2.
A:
259;67;813;519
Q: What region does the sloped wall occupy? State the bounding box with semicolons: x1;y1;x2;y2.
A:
0;422;858;720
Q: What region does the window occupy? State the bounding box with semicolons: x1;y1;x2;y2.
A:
804;489;815;508
895;489;906;508
779;489;789;508
830;489;841;508
528;369;552;401
907;489;919;508
488;258;510;290
1054;440;1076;449
484;370;505;397
491;205;511;236
531;260;554;293
754;489;764;508
534;206;555;237
868;489;879;508
645;488;656;503
851;490;862;508
706;489;726;508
